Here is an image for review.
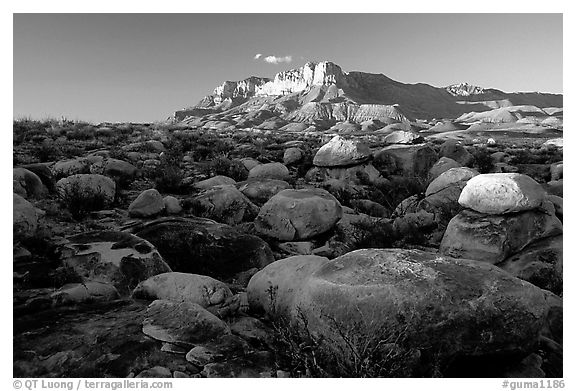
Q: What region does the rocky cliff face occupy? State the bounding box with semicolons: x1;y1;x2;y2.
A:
445;82;487;97
212;76;271;104
256;61;349;96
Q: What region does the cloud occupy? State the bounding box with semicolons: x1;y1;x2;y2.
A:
263;55;293;64
254;53;262;59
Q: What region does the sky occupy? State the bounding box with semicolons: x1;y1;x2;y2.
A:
13;13;563;123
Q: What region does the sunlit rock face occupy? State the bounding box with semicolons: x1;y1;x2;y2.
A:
256;61;348;96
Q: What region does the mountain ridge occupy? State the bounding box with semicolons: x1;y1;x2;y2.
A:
174;61;562;123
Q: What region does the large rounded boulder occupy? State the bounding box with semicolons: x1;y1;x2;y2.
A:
248;162;290;181
440;209;562;264
254;188;343;241
313;135;371;167
13;168;48;199
248;248;562;377
56;174;116;208
133;272;234;314
123;217;274;280
458;173;546;214
13;193;39;241
128;189;165;218
237;179;293;206
187;185;259;225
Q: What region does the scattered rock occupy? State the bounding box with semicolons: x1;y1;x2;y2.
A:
133;272;234;313
313;135;371;167
439;139;474;166
187;185;259;225
248;162;290;181
427;157;461;183
163;196;182;214
237;179;293;205
254;188;342;240
129;189;165;218
283;147;304;165
142;300;230;347
194;176;236;191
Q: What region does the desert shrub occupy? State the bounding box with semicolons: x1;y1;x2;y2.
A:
470;146;494;174
202;156;249;181
34;140;61;162
266;286;416;377
58;183;111;220
509;146;563;165
374;176;425;211
349;218;396;250
296;151;315;178
152;164;185;194
108;147;130;161
65;125;95;141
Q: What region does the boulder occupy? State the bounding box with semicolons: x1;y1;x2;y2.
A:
13;168;48;199
248;162;290;181
237;179;293;206
427;157;461;183
382;130;422;145
187;185;259;225
247;255;331;315
439;140;474;166
128;189;165;218
546;195;562;220
283;147;304;165
425;167;479;197
550;162;563;181
123;217;274;280
254;188;343;241
194;176;236;191
239;158;261;171
21;163;55;192
458;173;547;214
496;235;562;295
58;230;172;294
91;158;138;183
374;144;438;179
313;135;371;167
50;281;120;306
13;193;39;241
248;248;561;377
56;174;116;208
52;158;91;178
163;196;182;214
544;180;563;197
392;194;421;217
133;272;233;312
439;209;562;264
142;300;230;347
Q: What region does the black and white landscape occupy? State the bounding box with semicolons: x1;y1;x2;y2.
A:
13;14;563;379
